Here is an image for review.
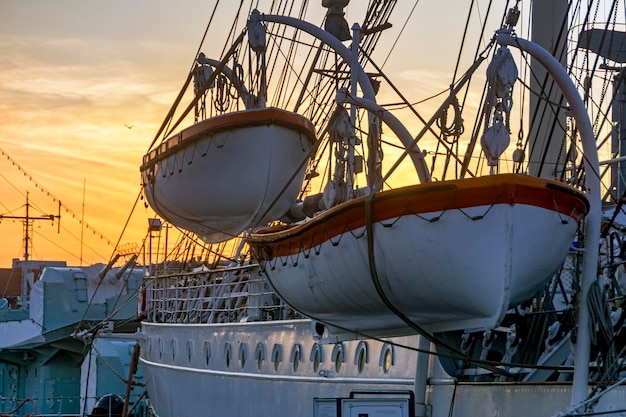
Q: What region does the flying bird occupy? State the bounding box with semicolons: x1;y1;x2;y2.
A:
124;124;134;129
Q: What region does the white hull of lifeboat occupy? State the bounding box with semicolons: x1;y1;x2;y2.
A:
247;174;588;335
141;108;315;243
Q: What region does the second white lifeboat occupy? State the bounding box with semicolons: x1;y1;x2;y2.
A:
141;108;316;242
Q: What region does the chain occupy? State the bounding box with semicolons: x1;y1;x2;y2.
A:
91;343;146;387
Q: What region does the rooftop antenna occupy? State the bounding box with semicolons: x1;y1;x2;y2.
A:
0;192;61;309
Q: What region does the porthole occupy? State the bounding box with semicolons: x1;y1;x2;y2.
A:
204;341;211;366
272;344;283;371
335;352;343;372
290;344;302;372
355;341;369;374
380;343;394;374
171;339;178;361
158;337;164;359
224;343;233;368
187;340;194;364
310;343;322;373
148;337;154;359
383;349;392;372
331;343;345;373
239;343;248;369
255;342;266;370
357;350;366;373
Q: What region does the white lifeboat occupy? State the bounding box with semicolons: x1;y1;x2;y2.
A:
247;174;589;336
141;108;316;242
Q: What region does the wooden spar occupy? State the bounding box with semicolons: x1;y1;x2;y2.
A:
122;343;141;417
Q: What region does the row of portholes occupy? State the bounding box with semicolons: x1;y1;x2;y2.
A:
148;337;395;374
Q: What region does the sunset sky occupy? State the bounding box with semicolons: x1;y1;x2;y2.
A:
0;1;544;268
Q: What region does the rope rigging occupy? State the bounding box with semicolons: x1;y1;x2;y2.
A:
133;0;625;408
0;147;115;247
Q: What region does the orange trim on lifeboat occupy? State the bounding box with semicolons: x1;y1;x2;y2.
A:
141;107;316;170
246;174;589;259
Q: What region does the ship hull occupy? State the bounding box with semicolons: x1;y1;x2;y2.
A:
140;320;415;417
140;320;625;417
247;174;589;335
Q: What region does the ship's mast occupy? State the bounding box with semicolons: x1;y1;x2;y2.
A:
528;0;569;178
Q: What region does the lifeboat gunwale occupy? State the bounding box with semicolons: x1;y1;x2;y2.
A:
140;107;317;171
246;173;589;258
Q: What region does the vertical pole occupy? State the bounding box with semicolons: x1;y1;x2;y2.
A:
164;224;169;273
414;336;430;417
259;49;267;108
149;229;153;276
429;356;457;417
24;192;29;262
22;193;30;309
122;343;140;417
347;23;361;197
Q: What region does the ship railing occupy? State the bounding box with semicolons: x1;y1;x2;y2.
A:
144;263;294;324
